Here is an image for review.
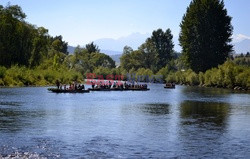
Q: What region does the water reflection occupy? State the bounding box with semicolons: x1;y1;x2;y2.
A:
0;108;46;133
177;101;231;157
180;100;230;127
0;101;22;107
0;109;23;132
139;103;170;115
181;86;232;96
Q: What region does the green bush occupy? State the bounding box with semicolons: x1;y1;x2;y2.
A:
156;66;170;79
136;68;154;81
163;60;249;90
198;72;205;85
185;70;199;85
93;66;112;79
166;72;176;83
0;66;7;79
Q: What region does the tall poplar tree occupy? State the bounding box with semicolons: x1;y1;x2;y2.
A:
179;0;233;72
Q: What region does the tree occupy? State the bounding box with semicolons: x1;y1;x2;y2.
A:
139;40;159;72
120;46;145;71
179;0;233;72
90;53;116;68
4;4;26;20
85;42;100;53
29;27;49;67
147;28;174;69
51;35;68;55
120;46;133;71
0;4;33;67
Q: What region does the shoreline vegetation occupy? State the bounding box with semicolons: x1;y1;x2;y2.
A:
0;57;249;91
0;2;249;91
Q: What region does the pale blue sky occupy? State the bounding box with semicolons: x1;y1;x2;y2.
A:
1;0;250;47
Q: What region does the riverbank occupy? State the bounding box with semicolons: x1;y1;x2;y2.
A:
1;61;249;92
165;61;250;91
0;65;83;87
176;83;250;93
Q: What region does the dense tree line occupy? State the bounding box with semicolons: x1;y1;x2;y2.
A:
0;4;116;86
0;4;70;67
0;3;249;90
117;0;249;90
233;56;250;67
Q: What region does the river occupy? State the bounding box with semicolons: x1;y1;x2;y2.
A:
0;85;250;158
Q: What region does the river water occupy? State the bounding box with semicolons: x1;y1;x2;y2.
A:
0;85;250;158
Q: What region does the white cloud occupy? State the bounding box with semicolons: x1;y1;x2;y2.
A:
232;34;250;43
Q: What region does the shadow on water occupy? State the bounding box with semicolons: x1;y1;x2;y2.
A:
138;103;170;115
0;101;23;107
0;108;46;133
180;100;230;127
0;108;24;132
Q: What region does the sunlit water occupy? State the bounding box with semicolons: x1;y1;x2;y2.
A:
0;85;250;158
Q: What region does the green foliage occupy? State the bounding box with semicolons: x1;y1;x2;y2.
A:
93;67;112;78
179;0;233;72
0;66;7;78
120;46;134;71
165;72;176;83
85;42;100;53
120;28;174;73
120;49;145;71
136;68;154;81
185;69;199;85
148;28;174;68
0;5;33;67
139;40;159;72
233;56;250;67
156;65;170;79
0;65;83;87
50;35;68;54
1;4;248;91
90;53;116;68
198;72;205;85
69;45;115;75
165;60;250;90
0;4;68;68
29;27;49;67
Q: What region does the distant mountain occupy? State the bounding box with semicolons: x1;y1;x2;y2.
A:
67;46;121;64
94;33;182;52
68;33;250;55
94;32;150;52
67;46;76;54
100;50;122;65
68;32;181;54
110;54;122;65
100;50;122;56
233;39;250;54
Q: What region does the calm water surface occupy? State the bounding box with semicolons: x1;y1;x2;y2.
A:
0;85;250;158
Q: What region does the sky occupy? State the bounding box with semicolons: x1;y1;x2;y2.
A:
1;0;250;49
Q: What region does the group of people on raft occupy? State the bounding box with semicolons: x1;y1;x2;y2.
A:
90;81;148;90
56;80;85;91
56;80;148;91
